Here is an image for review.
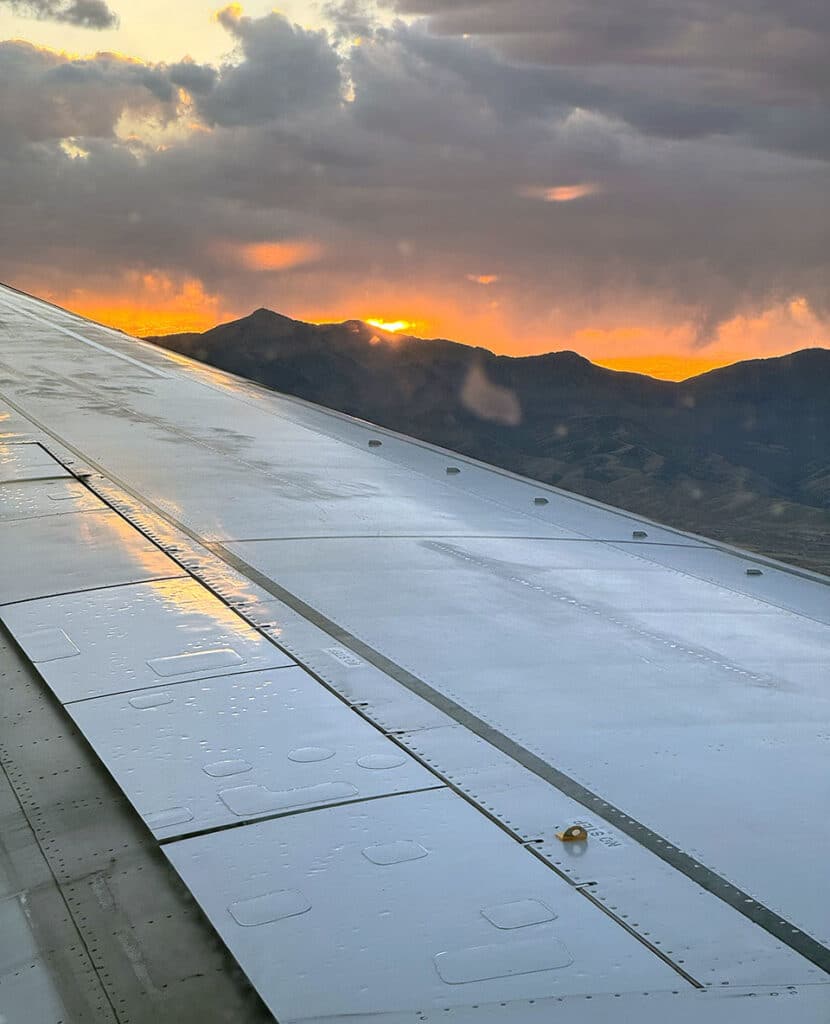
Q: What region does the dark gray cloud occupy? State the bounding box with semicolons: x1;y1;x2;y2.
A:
0;41;183;142
200;8;343;126
0;8;828;351
384;0;830;159
2;0;118;29
168;60;218;97
322;0;378;41
386;0;829;87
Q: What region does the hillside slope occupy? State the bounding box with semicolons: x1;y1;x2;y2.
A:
148;313;830;574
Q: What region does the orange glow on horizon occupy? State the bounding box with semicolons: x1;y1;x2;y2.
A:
594;354;747;380
35;272;239;337
21;272;829;381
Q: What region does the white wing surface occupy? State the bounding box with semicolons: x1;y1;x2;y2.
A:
1;282;828;1023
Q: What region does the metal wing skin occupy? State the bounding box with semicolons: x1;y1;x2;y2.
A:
1;282;828;1024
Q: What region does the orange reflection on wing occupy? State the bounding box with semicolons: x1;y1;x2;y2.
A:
81;512;183;580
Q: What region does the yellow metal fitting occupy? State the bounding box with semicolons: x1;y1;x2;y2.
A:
556;825;588;842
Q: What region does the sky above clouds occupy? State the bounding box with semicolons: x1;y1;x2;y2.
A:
0;0;828;376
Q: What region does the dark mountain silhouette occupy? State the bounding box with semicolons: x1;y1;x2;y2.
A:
147;311;830;574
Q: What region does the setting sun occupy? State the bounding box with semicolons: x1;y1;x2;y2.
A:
365;319;413;334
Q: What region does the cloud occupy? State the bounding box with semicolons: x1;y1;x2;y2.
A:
383;0;830;159
201;7;344;126
518;184;601;203
0;41;185;143
0;9;828;355
385;0;829;88
222;240;324;271
2;0;118;29
168;59;217;96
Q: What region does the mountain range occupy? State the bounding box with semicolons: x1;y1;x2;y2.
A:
147;311;830;575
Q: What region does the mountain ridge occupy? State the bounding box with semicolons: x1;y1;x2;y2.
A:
147;309;830;574
161;306;828;384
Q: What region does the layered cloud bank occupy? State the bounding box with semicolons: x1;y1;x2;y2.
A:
1;1;828;373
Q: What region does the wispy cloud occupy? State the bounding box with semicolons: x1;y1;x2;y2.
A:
518;184;601;203
226;240;324;272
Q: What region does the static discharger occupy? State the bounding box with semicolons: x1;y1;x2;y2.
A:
556;825;588;842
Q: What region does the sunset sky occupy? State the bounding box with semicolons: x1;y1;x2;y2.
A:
1;0;829;378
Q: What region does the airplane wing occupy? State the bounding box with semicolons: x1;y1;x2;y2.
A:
1;281;828;1024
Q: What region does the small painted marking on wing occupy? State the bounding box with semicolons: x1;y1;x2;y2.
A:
572;819;624;848
323;645;364;668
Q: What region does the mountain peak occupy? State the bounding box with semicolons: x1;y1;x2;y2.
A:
247;307;297;325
